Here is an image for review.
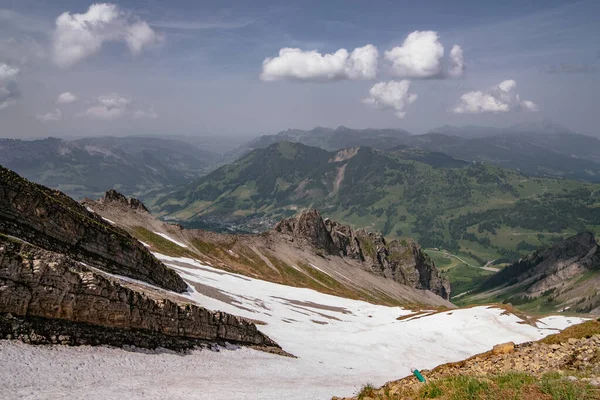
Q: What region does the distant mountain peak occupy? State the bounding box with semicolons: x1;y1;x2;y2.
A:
95;189;150;213
508;120;573;135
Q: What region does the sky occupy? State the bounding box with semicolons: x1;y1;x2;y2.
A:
0;0;599;139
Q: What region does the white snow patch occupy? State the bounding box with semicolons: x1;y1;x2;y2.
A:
309;262;333;277
85;207;95;214
102;217;115;225
84;145;118;158
139;241;151;248
154;254;586;398
153;232;188;248
0;253;587;400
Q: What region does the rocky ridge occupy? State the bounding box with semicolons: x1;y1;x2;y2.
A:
466;231;600;314
0;165;186;292
94;189;150;213
0;234;280;351
0;166;281;352
83;193;453;307
275;209;451;300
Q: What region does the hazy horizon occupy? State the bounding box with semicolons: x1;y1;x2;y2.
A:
1;0;598;139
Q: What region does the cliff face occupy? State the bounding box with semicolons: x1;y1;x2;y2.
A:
0;235;279;350
274;209;451;300
0;166;186;292
469;232;600;314
92;189;150;213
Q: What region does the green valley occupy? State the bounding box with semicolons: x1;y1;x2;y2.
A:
155;141;600;294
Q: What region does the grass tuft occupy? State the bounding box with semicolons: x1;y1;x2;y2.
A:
357;383;376;399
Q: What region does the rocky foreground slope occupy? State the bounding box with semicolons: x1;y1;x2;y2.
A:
84;192;452;307
462;231;600;314
336;320;600;399
0;166;280;351
0;165;185;292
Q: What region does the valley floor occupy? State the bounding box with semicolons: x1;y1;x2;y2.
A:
0;253;589;400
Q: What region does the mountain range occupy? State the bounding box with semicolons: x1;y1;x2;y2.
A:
231;123;600;182
156;141;600;267
0;136;219;200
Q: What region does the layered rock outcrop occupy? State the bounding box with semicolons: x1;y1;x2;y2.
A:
0;166;186;292
0;235;279;350
476;231;600;313
274;209;451;300
91;189;150;213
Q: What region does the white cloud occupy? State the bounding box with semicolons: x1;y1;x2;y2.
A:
0;64;19;80
363;80;417;119
0;63;20;109
83;93;131;120
260;44;378;82
53;3;161;68
453;79;539;114
384;31;444;78
384;31;465;79
57;91;78;104
126;21;158;55
36;109;62;122
81;93;156;120
448;45;465;78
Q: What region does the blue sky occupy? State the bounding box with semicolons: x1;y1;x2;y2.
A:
0;0;598;139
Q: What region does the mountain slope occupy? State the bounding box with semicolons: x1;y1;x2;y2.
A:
156;141;600;271
0;165;278;351
460;232;600;314
84;193;453;307
0;136;218;199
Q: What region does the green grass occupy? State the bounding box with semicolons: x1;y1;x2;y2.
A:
365;372;598;399
444;264;494;298
132;227;196;258
357;383;376;399
540;372;597;400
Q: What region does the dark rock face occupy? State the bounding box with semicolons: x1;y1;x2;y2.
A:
275;209;337;254
485;232;599;296
0;166;186;292
275;209;451;300
0;236;279;350
96;189;150;213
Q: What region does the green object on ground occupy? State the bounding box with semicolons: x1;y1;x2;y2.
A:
412;368;426;383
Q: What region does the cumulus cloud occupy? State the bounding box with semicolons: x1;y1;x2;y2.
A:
385;31;443;78
0;63;20;109
384;31;464;79
448;45;465;78
363;80;417;119
36;109;62;122
260;44;378;82
83;93;131;120
0;63;19;80
53;3;161;68
57;91;78;104
81;93;156;120
453;79;539;114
